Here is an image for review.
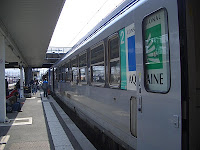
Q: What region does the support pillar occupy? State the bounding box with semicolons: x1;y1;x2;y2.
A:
24;67;32;86
0;34;6;123
20;65;24;99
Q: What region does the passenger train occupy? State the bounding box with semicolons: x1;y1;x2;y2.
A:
47;0;200;149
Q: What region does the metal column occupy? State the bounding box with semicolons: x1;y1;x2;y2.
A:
0;34;6;123
20;65;24;99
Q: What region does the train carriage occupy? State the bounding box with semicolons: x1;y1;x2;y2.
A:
48;0;200;149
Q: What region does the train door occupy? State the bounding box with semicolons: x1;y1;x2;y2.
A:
137;7;182;150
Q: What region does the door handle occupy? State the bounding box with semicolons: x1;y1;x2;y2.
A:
138;96;142;113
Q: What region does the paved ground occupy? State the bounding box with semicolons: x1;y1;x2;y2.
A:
0;91;96;150
0;92;51;150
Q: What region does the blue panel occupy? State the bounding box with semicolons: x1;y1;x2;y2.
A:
128;35;136;71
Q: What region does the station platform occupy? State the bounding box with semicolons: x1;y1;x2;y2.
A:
0;91;96;150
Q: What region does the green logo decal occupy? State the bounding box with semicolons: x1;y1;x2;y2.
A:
145;24;163;70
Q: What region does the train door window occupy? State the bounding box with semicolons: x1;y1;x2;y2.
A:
108;34;120;88
79;51;87;84
71;57;78;84
90;43;105;87
65;61;71;82
143;8;170;93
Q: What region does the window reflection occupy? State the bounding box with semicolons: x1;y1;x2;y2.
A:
79;51;87;84
72;68;78;84
91;44;105;86
91;45;104;64
110;60;120;87
79;53;87;67
71;57;78;84
80;67;87;83
91;65;105;85
108;35;120;88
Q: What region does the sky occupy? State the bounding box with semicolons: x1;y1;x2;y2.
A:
49;0;125;48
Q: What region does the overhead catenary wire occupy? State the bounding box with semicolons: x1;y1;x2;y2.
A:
67;0;112;46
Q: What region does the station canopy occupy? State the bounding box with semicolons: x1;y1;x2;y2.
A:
0;0;65;68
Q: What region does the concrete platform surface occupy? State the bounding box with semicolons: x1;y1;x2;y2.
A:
0;91;96;150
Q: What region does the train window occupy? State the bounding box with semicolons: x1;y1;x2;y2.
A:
79;51;87;67
108;35;120;88
91;44;104;64
65;61;71;82
71;57;78;84
143;8;170;93
61;65;64;81
90;43;105;86
79;51;87;84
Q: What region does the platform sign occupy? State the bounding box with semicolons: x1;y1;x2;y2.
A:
119;23;136;91
143;9;170;92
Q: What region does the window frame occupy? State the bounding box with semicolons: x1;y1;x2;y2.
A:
71;56;78;85
90;41;105;87
107;33;121;89
65;60;71;82
142;8;171;94
79;50;87;85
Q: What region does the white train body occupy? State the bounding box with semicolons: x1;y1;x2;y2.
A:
48;0;200;149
